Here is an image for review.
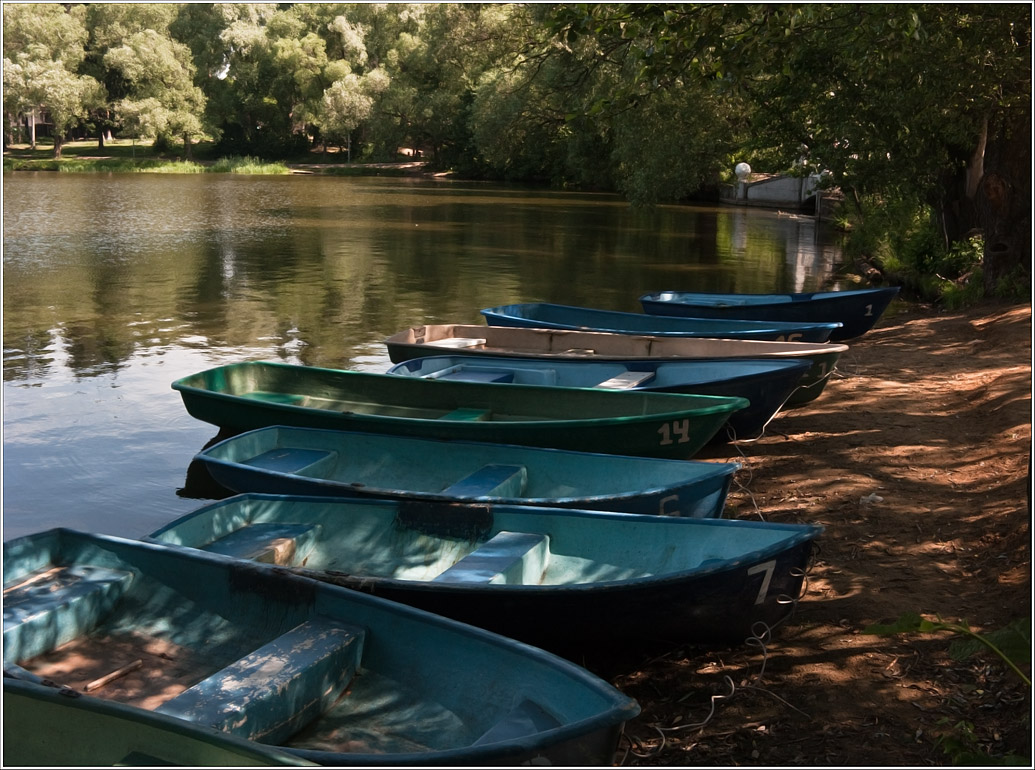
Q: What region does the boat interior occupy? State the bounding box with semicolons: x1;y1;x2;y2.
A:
2;536;575;757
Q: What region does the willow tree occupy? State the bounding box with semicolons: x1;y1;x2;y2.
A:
2;3;103;156
81;2;184;147
103;29;206;158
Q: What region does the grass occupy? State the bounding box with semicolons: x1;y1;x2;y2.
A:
3;138;428;176
3;140;291;174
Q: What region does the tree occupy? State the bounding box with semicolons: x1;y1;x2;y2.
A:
81;2;183;147
2;3;103;156
319;70;385;159
103;29;206;157
544;3;1032;295
170;3;289;155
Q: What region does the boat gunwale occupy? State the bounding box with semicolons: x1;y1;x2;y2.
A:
383;325;851;358
639;287;900;308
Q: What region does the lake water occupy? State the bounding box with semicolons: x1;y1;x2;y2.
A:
2;172;846;541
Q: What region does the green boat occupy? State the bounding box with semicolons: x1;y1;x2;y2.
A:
4;528;639;766
383;324;850;406
172;361;748;460
3;677;317;767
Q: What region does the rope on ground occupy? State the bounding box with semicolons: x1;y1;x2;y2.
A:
725;441;765;521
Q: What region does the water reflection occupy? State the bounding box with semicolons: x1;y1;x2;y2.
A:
3;172;844;541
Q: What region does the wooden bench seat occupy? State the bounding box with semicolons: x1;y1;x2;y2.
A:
3;565;136;662
422;337;486;349
595;370;656;389
433;531;549;585
155;617;365;744
241;447;338;477
203;522;321;566
440;464;527;499
436;369;514;384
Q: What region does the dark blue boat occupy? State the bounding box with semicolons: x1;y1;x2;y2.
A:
482;302;842;342
640;287;900;341
388;355;811;441
148;494;824;659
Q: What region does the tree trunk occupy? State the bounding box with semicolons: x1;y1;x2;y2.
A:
52;134;63;159
183;132;193;160
975;111;1031;296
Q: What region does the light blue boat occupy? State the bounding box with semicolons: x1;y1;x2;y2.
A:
192;426;740;518
482;302;842;342
387;355;811;441
383;324;849;407
4;528;639;766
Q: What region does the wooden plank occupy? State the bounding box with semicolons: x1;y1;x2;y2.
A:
436;369;514;383
421;337;486;349
4;565;135;662
434;531;548;585
241;447;337;475
440;464;527;498
204;522;321;565
595;371;656;389
155;617;365;744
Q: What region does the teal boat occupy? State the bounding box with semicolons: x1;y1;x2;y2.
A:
387;355;811;441
482;301;842;342
384;323;850;406
4;528;639;766
639;287;900;341
194;426;740;518
172;362;748;460
3;677;317;767
148;494;824;661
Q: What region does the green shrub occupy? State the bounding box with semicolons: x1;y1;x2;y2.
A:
207;156;290;174
843;200;986;306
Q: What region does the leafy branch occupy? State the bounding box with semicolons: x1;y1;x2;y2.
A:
863;612;1031;686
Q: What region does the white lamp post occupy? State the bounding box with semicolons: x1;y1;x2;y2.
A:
734;162;751;200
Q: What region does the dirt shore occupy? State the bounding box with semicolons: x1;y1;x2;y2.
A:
614;300;1031;766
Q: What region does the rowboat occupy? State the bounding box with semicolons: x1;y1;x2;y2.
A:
193;426;741;518
147;494;825;660
639;287;900;341
3;677;317;767
482;301;842;342
388;355;811;441
4;528;639;765
171;362;748;460
383;324;849;406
